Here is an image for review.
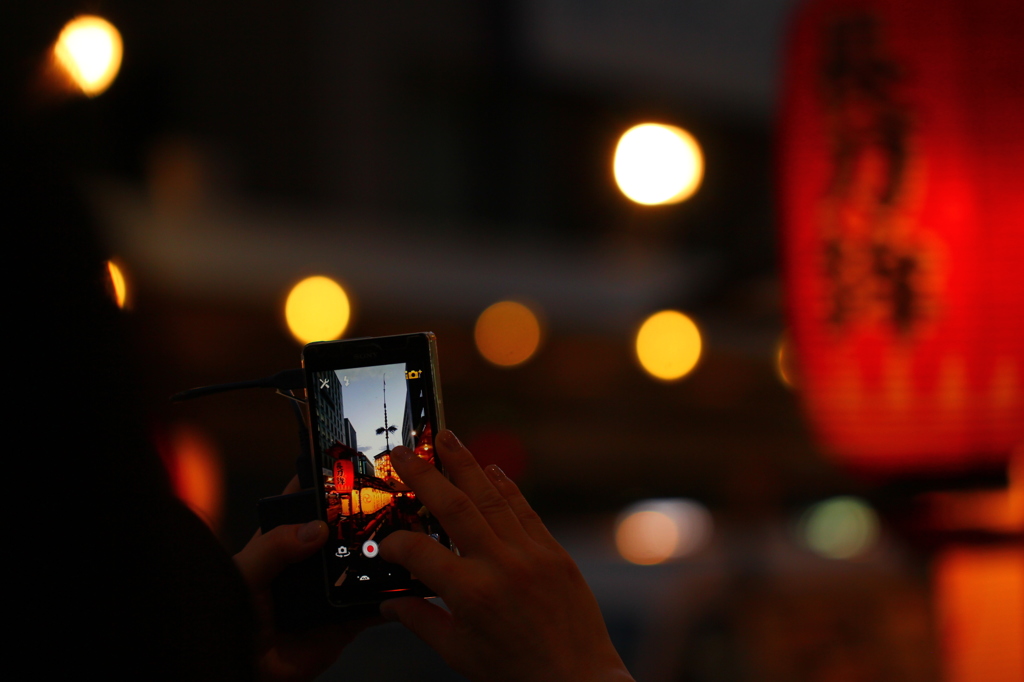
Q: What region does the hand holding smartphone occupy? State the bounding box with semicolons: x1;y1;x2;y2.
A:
377;433;636;682
302;332;452;609
263;332;632;680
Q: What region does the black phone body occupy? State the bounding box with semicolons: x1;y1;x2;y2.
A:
302;332;450;608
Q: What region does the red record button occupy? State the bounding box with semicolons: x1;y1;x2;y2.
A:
362;540;379;558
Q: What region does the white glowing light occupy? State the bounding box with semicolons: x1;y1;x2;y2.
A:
614;123;704;205
615;498;713;565
54;16;123;97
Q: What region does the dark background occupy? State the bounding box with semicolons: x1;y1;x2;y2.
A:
76;0;838;524
15;2;954;680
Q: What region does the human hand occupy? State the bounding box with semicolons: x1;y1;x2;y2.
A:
379;430;634;682
234;478;378;682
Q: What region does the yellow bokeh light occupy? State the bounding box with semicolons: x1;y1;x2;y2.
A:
635;310;702;381
54;15;123;97
106;260;127;309
616;499;713;565
474;301;542;367
285;276;351;344
613;123;704;205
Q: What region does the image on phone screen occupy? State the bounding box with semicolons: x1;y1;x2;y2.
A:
310;360;445;603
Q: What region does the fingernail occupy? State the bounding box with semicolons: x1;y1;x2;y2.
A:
298;520;325;543
390;445;414;463
440;430;462;448
485;463;508;483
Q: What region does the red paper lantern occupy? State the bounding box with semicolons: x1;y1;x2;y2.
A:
779;0;1024;476
333;459;354;493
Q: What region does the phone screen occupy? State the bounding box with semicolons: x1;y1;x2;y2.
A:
305;336;448;606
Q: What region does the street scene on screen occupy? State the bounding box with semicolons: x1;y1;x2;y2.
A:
313;363;439;592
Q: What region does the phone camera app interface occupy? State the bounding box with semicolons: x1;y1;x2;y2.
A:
313;363;439;597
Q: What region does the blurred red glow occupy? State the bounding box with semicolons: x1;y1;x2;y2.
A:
934;545;1024;682
160;425;224;531
780;0;1024;476
466;429;529;482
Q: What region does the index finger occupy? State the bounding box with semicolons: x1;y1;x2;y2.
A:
389;445;498;555
433;430;530;545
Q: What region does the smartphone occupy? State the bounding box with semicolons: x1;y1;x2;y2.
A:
302;332;450;608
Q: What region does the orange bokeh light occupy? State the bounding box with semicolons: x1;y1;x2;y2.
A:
106;260;127;309
474;301;542;367
776;332;798;389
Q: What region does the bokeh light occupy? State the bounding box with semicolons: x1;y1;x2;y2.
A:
615;498;713;565
164;425;224;531
613;123;704;205
801;496;880;559
106;260;127;309
285;276;351;344
935;545;1024;682
635;310;702;381
474;301;542;367
776;332;798;389
53;15;123;97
